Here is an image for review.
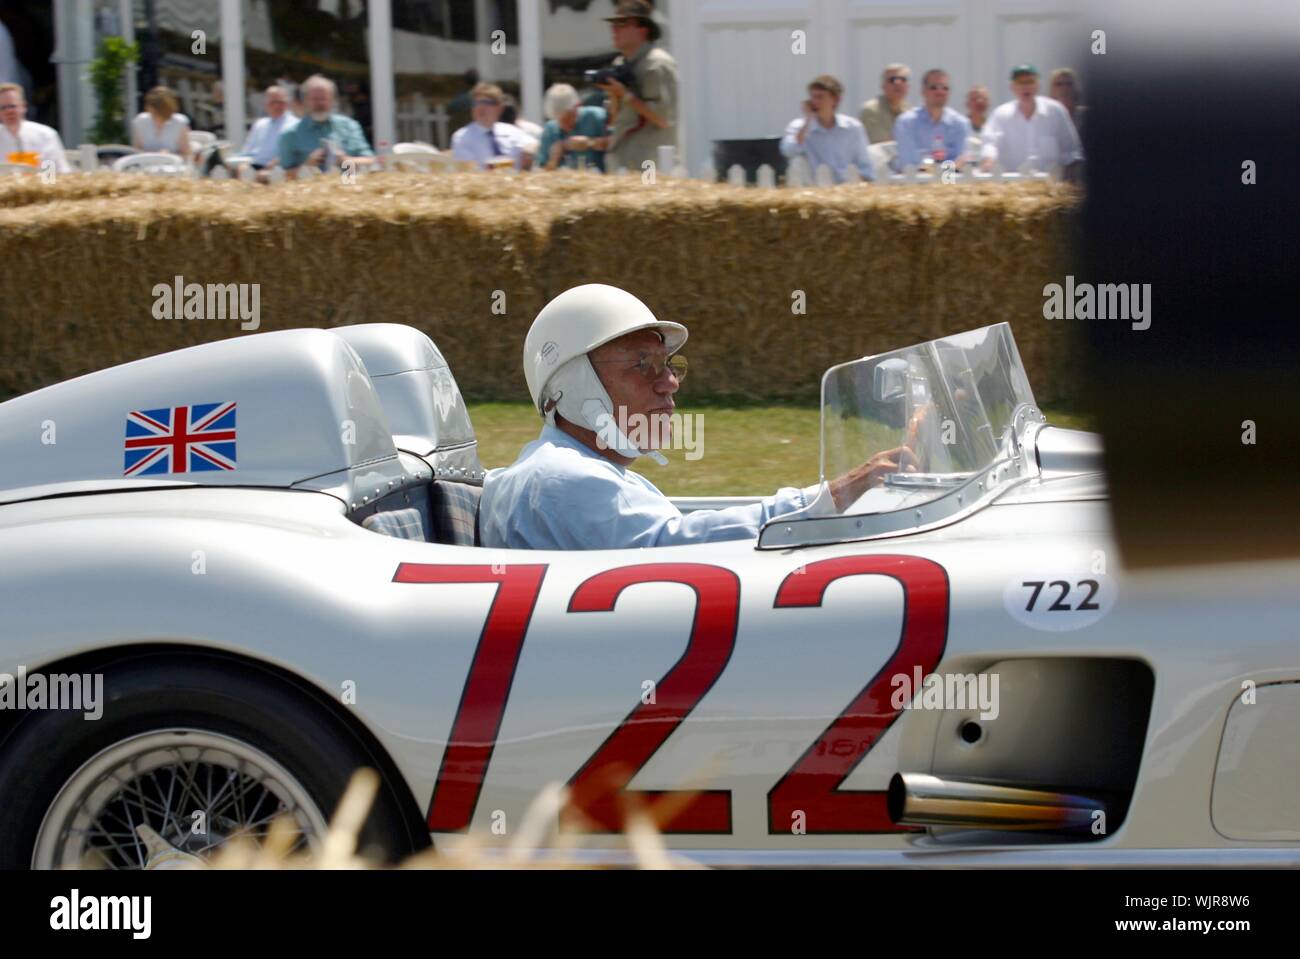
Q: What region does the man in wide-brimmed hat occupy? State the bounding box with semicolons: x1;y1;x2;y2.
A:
598;0;679;174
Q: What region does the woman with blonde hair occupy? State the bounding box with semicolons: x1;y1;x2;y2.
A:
130;86;192;158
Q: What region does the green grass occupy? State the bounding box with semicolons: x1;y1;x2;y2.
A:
468;402;1095;496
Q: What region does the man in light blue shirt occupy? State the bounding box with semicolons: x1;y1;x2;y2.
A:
481;422;821;550
479;284;914;551
779;74;875;183
892;68;973;172
237;85;298;170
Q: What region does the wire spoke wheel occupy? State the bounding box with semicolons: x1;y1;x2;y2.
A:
32;729;330;869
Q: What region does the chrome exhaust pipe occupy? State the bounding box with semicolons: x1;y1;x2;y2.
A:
888;772;1108;832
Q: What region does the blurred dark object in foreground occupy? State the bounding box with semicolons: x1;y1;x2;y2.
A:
712;138;788;184
1081;21;1300;569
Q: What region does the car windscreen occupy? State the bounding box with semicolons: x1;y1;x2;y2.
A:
821;322;1037;514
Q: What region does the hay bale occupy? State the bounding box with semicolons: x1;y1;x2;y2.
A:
0;172;1079;404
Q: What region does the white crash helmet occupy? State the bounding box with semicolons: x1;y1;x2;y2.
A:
523;284;687;463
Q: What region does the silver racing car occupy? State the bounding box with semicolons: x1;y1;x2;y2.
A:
0;322;1295;868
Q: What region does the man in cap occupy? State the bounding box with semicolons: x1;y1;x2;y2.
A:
478;285;916;550
979;64;1083;174
599;0;679;173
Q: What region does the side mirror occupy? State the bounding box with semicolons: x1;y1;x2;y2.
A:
873;358;909;403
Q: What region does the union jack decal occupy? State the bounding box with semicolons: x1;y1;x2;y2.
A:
123;402;237;476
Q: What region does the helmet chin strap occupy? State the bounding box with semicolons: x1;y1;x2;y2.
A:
543;356;668;466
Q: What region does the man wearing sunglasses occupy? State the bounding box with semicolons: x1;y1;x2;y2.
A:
859;64;911;144
891;68;973;172
450;82;538;171
479;284;914;550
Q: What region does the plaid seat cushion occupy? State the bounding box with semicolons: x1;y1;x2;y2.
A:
362;507;427;542
431;481;482;546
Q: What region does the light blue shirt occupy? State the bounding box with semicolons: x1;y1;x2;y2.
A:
891;105;973;171
779;113;876;182
241;112;299;166
480;424;819;550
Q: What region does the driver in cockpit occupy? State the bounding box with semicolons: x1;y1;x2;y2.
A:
478;284;917;551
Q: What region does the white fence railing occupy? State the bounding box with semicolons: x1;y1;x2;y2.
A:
395;98;453;150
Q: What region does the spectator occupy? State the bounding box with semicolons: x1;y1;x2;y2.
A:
979;64;1083;174
780;74;875;183
537;83;608;171
205;79;225;137
601;0;678;173
450;82;538;171
859;63;910;143
131;86;191;159
447;69;481;115
0;82;69;173
278;74;374;177
343;79;373;145
892;68;972;171
499;93;544;139
965;85;991;133
1049;67;1085;134
229;84;298;179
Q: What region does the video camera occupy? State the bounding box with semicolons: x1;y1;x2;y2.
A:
583;63;637;95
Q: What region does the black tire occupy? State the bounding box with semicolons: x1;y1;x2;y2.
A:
0;652;425;869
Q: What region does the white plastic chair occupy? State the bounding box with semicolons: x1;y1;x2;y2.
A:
112;152;190;176
0;161;39;176
867;140;897;180
189;130;218;151
389;144;456;172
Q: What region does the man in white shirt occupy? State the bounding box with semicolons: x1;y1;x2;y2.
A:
236;84;299;173
979;64;1083;174
0;83;70;174
779;75;875;183
450;82;537;171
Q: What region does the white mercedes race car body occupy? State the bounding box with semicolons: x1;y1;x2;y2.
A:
0;322;1295;868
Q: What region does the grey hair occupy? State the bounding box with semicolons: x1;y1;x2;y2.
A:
544;83;581;121
301;74;337;97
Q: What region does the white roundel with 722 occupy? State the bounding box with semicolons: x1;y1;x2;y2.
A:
1003;571;1118;632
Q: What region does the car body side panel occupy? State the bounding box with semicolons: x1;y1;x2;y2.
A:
1;487;1296;857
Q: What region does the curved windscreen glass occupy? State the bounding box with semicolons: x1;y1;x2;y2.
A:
821;323;1037;514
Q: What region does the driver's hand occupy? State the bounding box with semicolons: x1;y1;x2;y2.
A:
828;445;920;510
